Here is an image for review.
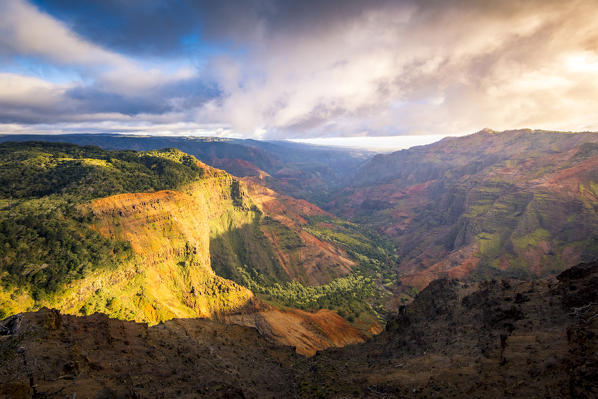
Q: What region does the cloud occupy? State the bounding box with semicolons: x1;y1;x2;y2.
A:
0;0;217;127
192;0;598;137
0;0;127;67
31;0;206;56
1;0;598;137
0;0;203;93
0;0;209;90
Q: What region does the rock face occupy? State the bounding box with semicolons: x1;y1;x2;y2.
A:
83;181;256;322
297;260;598;398
331;129;598;290
2;260;597;398
0;309;299;398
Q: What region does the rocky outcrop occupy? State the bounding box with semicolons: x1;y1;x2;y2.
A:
0;308;299;398
297;260;598;397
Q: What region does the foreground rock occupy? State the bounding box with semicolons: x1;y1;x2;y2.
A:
1;260;597;398
0;310;299;398
298;260;598;398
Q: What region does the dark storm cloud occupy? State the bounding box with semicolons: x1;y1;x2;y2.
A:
65;77;220;117
37;0;564;48
0;74;220;125
33;0;204;55
30;0;405;54
66;87;172;116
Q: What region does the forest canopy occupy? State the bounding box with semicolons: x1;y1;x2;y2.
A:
0;142;207;299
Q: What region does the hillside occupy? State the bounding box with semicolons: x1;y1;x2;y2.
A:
332;129;598;292
0;142;392;354
296;259;598;398
2;260;596;398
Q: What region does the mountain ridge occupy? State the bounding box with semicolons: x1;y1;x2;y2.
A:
331;129;598;295
0;134;373;204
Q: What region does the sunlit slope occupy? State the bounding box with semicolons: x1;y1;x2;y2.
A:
333;129;598;290
0;142;256;321
0;142;393;342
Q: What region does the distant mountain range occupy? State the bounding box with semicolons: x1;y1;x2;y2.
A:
331;129;598;292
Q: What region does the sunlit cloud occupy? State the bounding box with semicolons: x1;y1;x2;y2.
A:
0;0;597;138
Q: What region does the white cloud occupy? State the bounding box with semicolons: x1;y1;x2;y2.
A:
196;0;598;137
0;0;199;97
0;73;68;107
1;0;598;138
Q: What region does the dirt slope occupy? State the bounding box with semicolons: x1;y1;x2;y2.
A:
225;306;366;356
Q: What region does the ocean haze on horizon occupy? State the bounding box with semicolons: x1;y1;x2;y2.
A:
289;135;447;152
1;0;597;139
0;129;448;153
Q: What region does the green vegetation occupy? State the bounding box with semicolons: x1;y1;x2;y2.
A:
210;213;291;286
512;228;551;250
579;182;598;198
242;271;379;322
0;142;208;300
303;215;398;283
300;216;398;320
0;200;132;299
0;142;205;200
211;212;398;322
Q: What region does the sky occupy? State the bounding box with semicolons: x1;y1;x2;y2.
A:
1;0;598;143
